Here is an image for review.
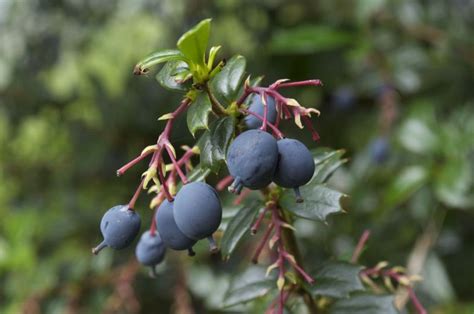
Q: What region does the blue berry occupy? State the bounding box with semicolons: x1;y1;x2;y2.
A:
244;94;277;129
370;137;390;164
93;205;141;254
135;230;166;276
273;138;315;202
173;182;222;241
155;200;196;253
226;129;279;193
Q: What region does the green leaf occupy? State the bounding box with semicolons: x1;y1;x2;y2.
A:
398;118;439;155
311;149;347;185
270;25;353;54
310;261;364;298
210;116;235;162
384;166;429;207
221;202;261;259
280;184;346;222
197;131;220;173
187;92;212;136
434;157;473;209
156;61;189;92
223;266;275;308
177;19;211;66
186;165;211;183
134;49;185;73
210;55;247;105
329;293;398;314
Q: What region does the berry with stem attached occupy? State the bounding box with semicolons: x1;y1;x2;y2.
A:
135;230;166;277
92;205;141;254
273;138;315;202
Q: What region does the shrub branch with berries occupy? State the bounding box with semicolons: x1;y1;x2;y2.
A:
92;19;426;314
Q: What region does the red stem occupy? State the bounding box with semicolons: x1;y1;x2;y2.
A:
164;144;188;184
216;175;234;191
275;79;323;89
252;223;274;264
150;207;158;236
251;206;270;235
408;287;427;314
128;179;144;210
351;230;371;263
240;109;284;139
233;188;252;205
117;149;154;176
260;93;269;132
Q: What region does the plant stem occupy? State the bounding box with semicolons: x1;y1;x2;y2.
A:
279;208;318;314
203;84;227;116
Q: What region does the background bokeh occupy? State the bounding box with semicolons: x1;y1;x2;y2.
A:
0;0;473;313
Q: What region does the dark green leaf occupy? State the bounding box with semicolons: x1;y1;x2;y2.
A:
156;61;189;92
221;202;261;259
311;149;347;184
329;293;398;314
197;131;220;173
135;49;185;72
177;19;211;66
280;184;346;222
210;116;235;162
270;25;353;54
310;261;364;298
210;55;247;106
223;266;275;308
187;92;212;136
384;166;429;207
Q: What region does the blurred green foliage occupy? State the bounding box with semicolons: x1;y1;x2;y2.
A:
0;0;473;313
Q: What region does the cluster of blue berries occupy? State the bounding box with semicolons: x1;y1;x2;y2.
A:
92;94;315;274
228;94;315;202
93;182;222;275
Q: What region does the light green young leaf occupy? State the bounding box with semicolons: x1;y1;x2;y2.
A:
134;49;185;74
177;19;212;66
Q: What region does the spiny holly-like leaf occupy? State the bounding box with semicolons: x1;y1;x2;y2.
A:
187;92;212;136
311;149;347;184
310;261;364;298
280;184;346;222
210;55;247;106
177;19;211;66
329;293;398;314
210;116;235;162
156;61;189;92
134;49;185;74
221;202;261;259
223;266;276;308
